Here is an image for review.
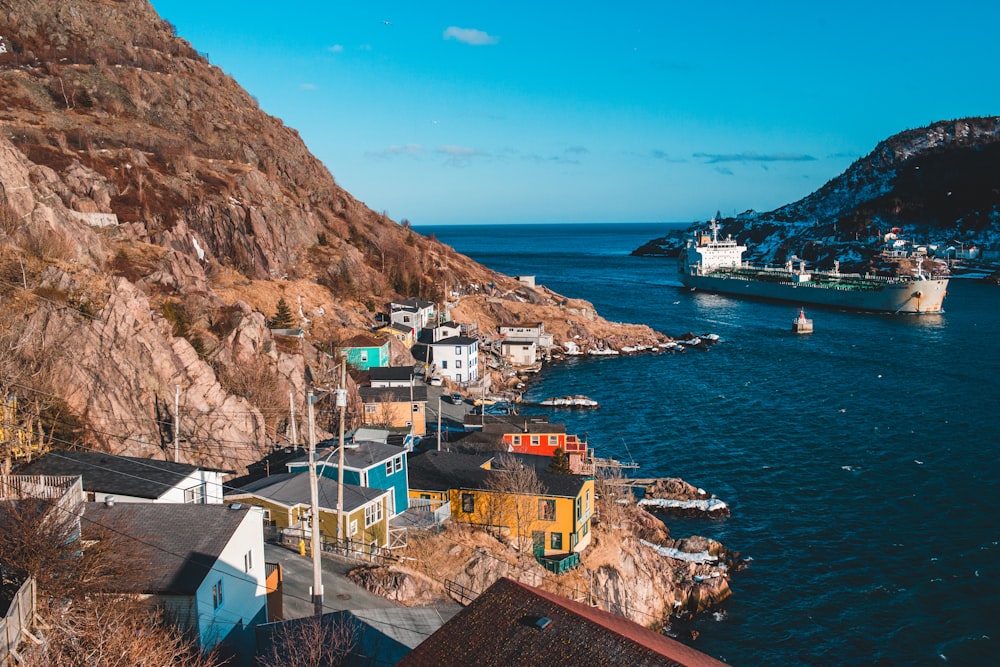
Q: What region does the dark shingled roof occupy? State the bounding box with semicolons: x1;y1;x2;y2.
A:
369;366;416;382
80;502;253;596
407;450;588;498
406;450;493;492
227;472;387;512
398;577;730;667
359;386;428;403
287;441;407;472
17;451;215;500
429;335;477;346
482;420;566;435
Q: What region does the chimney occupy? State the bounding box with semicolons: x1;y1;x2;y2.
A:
104;496;115;507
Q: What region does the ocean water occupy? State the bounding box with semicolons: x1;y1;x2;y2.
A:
416;222;1000;666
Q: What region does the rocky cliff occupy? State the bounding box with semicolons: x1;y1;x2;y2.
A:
0;1;666;471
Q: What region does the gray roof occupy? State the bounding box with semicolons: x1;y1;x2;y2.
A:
80;502;252;595
360;386;428;403
430;335;477;346
227;472;387;513
17;451;219;500
288;441;407;472
369;366;416;382
391;297;434;310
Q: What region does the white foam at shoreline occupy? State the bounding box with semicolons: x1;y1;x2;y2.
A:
638;497;729;512
640;539;718;564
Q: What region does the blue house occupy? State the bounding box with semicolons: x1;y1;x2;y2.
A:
287;439;409;517
339;334;390;371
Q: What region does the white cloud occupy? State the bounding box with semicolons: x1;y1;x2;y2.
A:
328;44;344;53
366;144;427;158
299;83;317;90
443;26;499;46
436;145;490;166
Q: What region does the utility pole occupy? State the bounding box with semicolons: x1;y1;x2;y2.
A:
173;384;180;463
335;358;347;546
306;390;323;616
288;391;298;449
437;396;442;451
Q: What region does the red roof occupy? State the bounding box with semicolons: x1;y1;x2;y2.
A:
398;577;729;667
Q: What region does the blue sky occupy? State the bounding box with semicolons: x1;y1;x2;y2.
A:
150;1;1000;225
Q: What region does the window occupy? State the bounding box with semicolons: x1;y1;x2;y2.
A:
184;483;206;504
550;532;563;550
456;360;462;368
394;456;403;473
582;520;589;536
576;496;582;520
262;509;272;526
360;351;369;363
538;499;556;521
549;435;560;446
365;404;377;414
455;346;462;355
386;460;394;476
350;519;358;536
461;493;475;514
365;502;384;527
244;550;253;573
530;436;540;447
442;360;448;369
212;579;224;610
585;490;591;514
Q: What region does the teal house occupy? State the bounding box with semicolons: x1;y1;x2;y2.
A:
339;334;390;371
287;439;409;517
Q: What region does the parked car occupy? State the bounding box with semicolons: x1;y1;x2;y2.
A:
449;393;464;405
429;376;443;386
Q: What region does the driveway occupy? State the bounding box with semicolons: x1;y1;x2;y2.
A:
264;542;400;619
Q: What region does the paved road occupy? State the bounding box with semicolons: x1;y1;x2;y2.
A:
264;542;400;619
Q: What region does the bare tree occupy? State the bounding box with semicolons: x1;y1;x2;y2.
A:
24;595;219;667
258;614;358;667
483;454;546;560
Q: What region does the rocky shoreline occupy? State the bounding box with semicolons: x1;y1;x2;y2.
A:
348;478;742;631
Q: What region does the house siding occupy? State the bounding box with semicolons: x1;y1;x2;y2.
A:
447;478;594;556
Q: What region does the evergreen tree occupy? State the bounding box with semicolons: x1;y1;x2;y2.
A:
547;446;572;474
270;297;294;329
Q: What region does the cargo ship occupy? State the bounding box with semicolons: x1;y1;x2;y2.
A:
678;221;948;313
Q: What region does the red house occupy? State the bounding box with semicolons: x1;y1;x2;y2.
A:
481;417;588;472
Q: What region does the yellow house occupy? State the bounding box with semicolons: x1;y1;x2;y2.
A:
407;450;593;556
227;472;392;549
358;386;427;436
376;323;416;349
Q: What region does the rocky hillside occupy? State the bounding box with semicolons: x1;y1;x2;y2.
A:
0;0;664;472
636;116;1000;270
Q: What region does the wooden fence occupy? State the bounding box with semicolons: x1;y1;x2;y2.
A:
0;578;36;666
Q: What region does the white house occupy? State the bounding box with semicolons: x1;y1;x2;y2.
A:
427;335;479;385
389;297;436;329
498;321;552;347
82;501;268;665
500;339;537;366
17;451;228;504
429;321;462;342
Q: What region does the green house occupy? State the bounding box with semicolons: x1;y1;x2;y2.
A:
339;334;390;371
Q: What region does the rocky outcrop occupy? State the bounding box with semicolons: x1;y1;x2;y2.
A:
351;496;739;630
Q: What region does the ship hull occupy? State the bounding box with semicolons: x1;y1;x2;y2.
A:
680;272;948;313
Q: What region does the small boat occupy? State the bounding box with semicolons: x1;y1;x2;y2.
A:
792;308;814;334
